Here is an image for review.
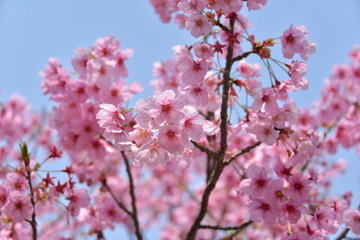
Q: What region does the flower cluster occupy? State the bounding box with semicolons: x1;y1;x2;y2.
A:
0;1;359;239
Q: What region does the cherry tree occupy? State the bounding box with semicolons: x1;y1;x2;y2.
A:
0;1;359;239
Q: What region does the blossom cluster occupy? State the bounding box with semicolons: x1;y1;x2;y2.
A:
0;0;359;239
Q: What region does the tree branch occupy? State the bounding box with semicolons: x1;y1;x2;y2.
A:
95;230;106;240
102;180;132;216
185;160;226;240
225;141;261;165
191;140;217;157
21;142;37;240
221;220;253;239
232;50;254;63
185;16;255;240
122;151;143;240
200;220;253;231
334;228;350;240
216;21;231;33
218;19;236;159
27;170;37;240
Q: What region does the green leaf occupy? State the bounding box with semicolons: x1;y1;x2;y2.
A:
19;142;30;166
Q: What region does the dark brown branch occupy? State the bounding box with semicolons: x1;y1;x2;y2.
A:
191;140;217;157
185;160;226;240
102;180;132;216
122;151;143;240
225;141;261;165
185;17;240;240
27;171;37;240
206;155;212;183
216;21;231;33
200;220;253;231
232;50;254;63
218;19;236;159
334;228;350;240
21;142;37;240
95;230;106;240
222;220;253;239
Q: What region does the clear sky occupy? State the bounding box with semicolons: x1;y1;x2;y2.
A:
1;1;360;238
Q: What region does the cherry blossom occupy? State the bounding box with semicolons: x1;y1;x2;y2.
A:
3;191;33;222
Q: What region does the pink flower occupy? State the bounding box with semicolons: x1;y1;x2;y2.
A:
67;188;91;216
3;191;33;222
248;123;279;145
281;25;316;60
181;112;205;141
240;164;270;198
193;41;214;59
251;87;279;116
40;58;70;99
151;90;186;125
178;58;209;86
247;0;267;11
6;172;28;192
286;172;311;204
135;140;169;166
313;206;339;234
149;0;178;23
288;60;307;80
218;0;243;13
237;60;261;80
134;98;157;129
92;35;120;58
178;0;205;13
158;125;187;154
97;199;125;226
0;184;9;208
263;179;286;207
128;126;153;147
88;58;116;89
247;198;277;225
112;48;133;78
64;79;89;103
274;159;293;179
96;103;125;129
278;200;307;225
183;84;209;107
344;209;360;235
71;48;90;79
185;13;211;38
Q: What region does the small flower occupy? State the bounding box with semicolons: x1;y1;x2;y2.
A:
67;188;91;216
281;25;316;60
185;13;211;38
3;191;33;222
240;165;270;197
247;198;277;225
344;209;360;235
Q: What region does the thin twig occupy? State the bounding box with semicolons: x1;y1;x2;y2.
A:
232;51;254;63
200;220;253;231
95;230;106;240
222;220;253;239
334;228;350;240
21;142;37;240
191;140;217;157
102;180;132;216
121;151;143;240
225;141;261;165
27;170;37;240
216;21;231;33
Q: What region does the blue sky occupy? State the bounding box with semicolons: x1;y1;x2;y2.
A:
1;0;360;238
